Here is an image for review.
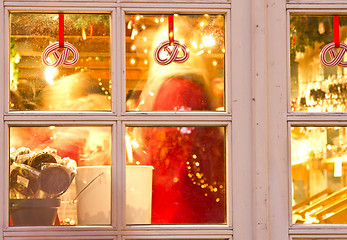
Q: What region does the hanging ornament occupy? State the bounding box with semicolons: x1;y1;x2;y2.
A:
154;15;189;65
320;16;347;67
42;14;79;67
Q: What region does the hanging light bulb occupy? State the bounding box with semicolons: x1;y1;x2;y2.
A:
318;22;325;34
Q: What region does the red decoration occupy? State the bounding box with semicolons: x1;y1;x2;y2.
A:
320;16;347;67
154;15;189;65
42;14;79;67
334;16;340;48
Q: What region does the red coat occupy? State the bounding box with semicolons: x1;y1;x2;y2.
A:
139;78;226;224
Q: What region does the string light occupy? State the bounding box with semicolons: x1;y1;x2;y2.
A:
155;18;159;23
97;78;111;100
186;152;224;203
130;59;135;64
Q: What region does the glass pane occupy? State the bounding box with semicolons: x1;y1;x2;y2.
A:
290;15;347;112
125;126;226;224
125;14;225;111
9;126;111;226
292;126;347;224
10;12;111;111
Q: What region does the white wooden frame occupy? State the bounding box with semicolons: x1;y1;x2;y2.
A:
0;0;250;240
267;1;347;240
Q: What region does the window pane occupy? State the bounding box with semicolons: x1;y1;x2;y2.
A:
10;13;111;111
125;14;225;112
292;126;347;224
126;126;226;224
290;15;347;112
9;126;111;226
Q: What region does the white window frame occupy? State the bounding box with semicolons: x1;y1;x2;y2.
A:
0;0;260;240
267;0;347;240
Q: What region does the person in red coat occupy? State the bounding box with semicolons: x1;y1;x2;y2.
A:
129;67;226;224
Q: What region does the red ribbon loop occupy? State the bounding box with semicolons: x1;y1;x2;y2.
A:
168;15;174;46
333;16;340;48
59;14;64;49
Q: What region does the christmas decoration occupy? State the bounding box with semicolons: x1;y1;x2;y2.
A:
154;15;189;65
42;14;79;67
320;16;347;67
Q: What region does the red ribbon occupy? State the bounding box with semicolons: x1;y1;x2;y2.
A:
168;15;174;46
333;16;340;48
59;14;64;49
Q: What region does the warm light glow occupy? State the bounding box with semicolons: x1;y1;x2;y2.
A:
143;37;147;42
144;49;148;53
127;20;133;29
131;140;139;148
81;27;87;40
200;22;205;27
213;61;217;66
142;25;146;30
126;135;133;163
131;29;138;40
318;22;325;34
160;18;164;22
197;50;204;55
131;45;136;51
202;35;216;47
192;41;198;49
135;15;140;21
144;60;148;65
130;59;135;64
44;67;57;85
155;18;159;23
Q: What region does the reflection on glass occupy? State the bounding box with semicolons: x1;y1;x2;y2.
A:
125;126;226;224
290;15;347;112
125;14;225;111
10;13;111;111
292;126;347;224
9;126;111;226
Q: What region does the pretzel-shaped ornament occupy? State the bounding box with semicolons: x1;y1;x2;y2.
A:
320;42;347;67
154;40;189;65
42;42;79;67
